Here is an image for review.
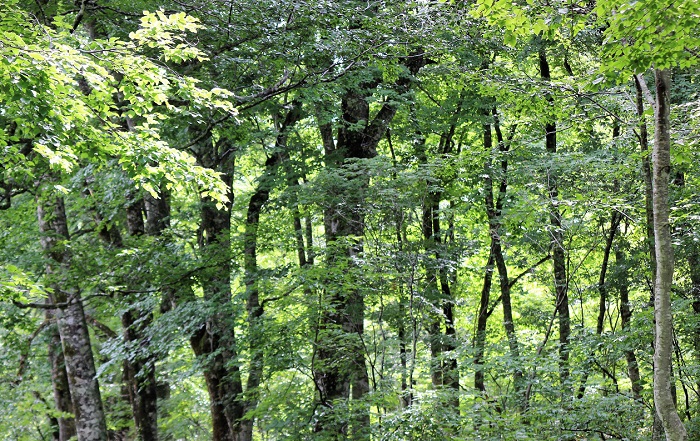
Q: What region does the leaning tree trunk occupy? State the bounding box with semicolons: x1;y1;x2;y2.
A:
651;68;687;441
37;196;108;441
490;110;525;407
615;241;643;400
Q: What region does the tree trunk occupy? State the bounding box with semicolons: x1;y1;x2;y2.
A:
313;52;425;439
37;197;108;441
651;68;687;441
539;47;570;388
114;196;159;441
615;242;643;400
240;103;302;441
634;73;665;439
46;306;77;441
490;111;524;407
192;175;244;441
474;248;495;394
577;211;620;399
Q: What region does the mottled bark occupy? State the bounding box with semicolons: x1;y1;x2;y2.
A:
635;73;665;440
144;192;170;237
121;308;158;441
313;52;426;439
37;197;108;441
651;68;687;441
315;92;377;439
91;192;158;441
635;75;657;283
46;307;77;441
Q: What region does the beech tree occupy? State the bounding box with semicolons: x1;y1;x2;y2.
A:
2;0;700;440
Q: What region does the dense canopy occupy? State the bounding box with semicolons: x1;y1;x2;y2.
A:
1;0;699;440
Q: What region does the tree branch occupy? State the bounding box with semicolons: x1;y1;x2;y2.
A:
634;74;655;108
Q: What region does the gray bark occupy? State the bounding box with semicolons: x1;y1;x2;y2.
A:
46;307;77;441
651;68;687;441
37;197;108;441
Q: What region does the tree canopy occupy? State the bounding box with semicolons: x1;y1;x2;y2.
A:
1;0;699;440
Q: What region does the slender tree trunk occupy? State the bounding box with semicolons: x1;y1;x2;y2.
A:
422;187;444;389
240;103;302;441
37;197;108;441
597;213;620;335
577;212;620;399
635;76;657;284
616;242;643;400
475;249;495;394
539;47;570;388
413;107;460;404
386;138;411;408
651;68;687;441
634;74;666;440
688;248;700;397
490;111;524;407
475;118;497;395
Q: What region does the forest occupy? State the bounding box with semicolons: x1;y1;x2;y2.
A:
0;0;699;440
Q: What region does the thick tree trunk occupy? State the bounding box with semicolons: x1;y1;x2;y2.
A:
314;95;377;439
652;68;687;441
314;54;425;439
121;308;158;441
37;197;108;441
46;307;77;441
192;179;244;441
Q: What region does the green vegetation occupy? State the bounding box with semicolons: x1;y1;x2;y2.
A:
1;0;699;440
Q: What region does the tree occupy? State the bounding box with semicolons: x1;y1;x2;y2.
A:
3;0;700;439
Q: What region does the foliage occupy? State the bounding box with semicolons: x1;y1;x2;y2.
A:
1;0;699;440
